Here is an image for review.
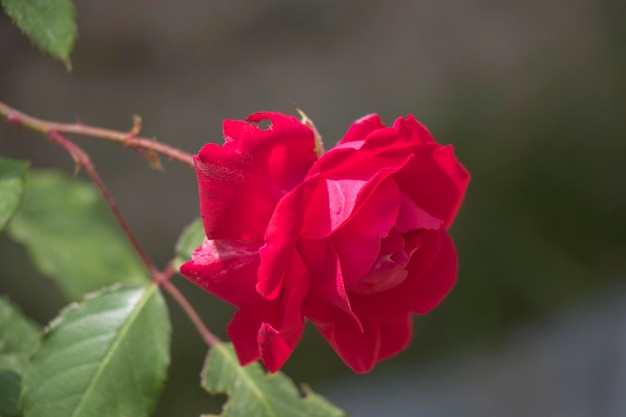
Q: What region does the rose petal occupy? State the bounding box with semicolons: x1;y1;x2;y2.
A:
343;176;402;237
338;115;469;228
258;250;308;372
308;310;381;373
180;238;262;307
393;144;470;228
228;309;265;365
229;112;318;190
409;231;458;314
195;112;317;241
332;230;380;286
309;139;408;182
258;323;301;373
395;115;435;144
347;228;410;295
349;229;444;322
257;176;319;299
298;177;362;239
377;315;413;362
396;192;444;232
228;250;309;371
194;145;284;240
298;237;362;331
339;113;386;144
301;162;407;239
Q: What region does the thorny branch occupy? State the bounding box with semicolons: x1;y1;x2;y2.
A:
0;101;194;167
2;101;221;347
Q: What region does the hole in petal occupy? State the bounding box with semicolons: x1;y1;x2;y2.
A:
249;119;272;130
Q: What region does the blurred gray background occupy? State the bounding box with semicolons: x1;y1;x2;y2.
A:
1;1;625;416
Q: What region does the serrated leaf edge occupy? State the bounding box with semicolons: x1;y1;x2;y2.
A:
202;343;275;417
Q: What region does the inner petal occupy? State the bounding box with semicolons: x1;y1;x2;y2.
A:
347;228;410;295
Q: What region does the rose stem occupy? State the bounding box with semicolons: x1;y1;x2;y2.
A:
0;100;194;168
47;130;221;346
4;102;220;347
158;265;222;347
47;130;159;277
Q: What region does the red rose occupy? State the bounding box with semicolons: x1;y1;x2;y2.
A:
181;112;469;373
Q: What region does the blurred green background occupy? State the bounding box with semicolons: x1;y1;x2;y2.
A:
1;1;625;416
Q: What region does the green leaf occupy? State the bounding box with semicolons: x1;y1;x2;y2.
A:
7;170;148;300
0;298;40;417
22;284;171;417
201;343;346;417
0;157;29;232
0;370;21;417
173;217;204;270
0;0;77;65
0;297;40;375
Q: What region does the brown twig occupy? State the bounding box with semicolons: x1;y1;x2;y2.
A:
0;101;194;167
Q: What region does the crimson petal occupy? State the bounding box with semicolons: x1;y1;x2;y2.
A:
309;311;381;373
195;112;317;241
180;239;262;307
257;176;319;300
376;315;413;362
339;113;386;144
393;144;470;228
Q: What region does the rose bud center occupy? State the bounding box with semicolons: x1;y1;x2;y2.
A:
347;227;414;295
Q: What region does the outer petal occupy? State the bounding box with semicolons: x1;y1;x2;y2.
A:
180;238;262;307
408;231;458;314
393;144;469;228
194;145;283;240
195;112;317;241
228;309;266;365
258;250;309;372
324;115;469;228
228;249;309;371
308;134;407;181
307;306;380;373
227;112;318;191
376;315;413;362
339;113;385;144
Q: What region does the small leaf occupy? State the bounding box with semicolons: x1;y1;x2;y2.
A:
22;284;171;417
173;217;204;270
7;170;148;300
0;297;40;374
0;156;29;232
201;343;346;417
0;0;77;65
0;370;21;417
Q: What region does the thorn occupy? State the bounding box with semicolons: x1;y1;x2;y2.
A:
128;115;142;138
75;116;84;126
73;162;82;176
123;115;143;148
6;114;22;130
